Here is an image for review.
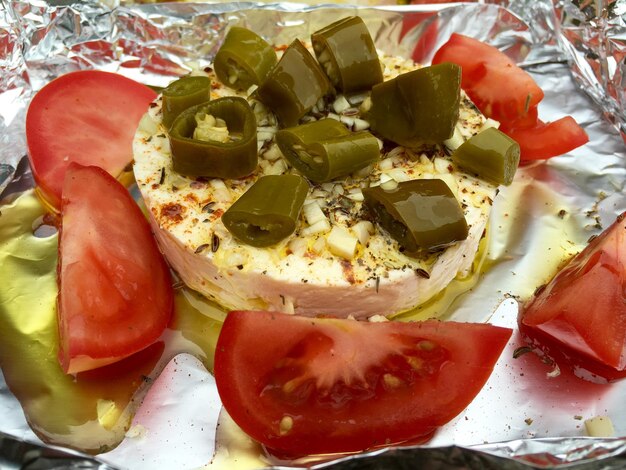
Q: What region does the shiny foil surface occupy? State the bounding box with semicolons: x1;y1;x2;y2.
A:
1;0;626;469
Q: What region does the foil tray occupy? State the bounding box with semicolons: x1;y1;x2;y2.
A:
1;0;626;469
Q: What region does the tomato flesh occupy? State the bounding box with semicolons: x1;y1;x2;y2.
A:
432;33;543;123
26;70;156;210
432;34;588;161
519;213;626;382
502;117;589;162
215;311;512;456
58;164;173;374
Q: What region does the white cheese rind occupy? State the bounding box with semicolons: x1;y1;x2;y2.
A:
133;54;497;319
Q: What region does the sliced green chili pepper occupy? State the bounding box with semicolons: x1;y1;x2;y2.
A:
367;62;461;147
162;76;211;129
169;96;257;179
255;39;332;127
276;119;379;183
214;27;277;91
363;179;468;256
222;174;309;247
452;127;520;186
311;16;383;93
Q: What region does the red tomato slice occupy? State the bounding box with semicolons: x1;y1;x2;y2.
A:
519;213;626;382
58;163;173;374
432;33;544;123
215;311;512;456
26;70;157;210
502;116;589;161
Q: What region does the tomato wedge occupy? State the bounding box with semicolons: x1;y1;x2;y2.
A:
432;33;588;160
58;163;173;374
501;117;589;162
519;213;626;383
26;70;156;210
215;311;512;456
432;33;543;123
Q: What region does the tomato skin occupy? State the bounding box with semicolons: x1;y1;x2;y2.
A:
519;213;626;383
58;163;173;374
26;70;157;210
501;117;589;162
432;33;543;123
215;311;512;456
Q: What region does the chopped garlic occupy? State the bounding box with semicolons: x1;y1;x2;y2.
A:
302;201;327;225
288;237;307;257
481;118;500;131
433;156;451;174
265;159;288;175
379;157;394;171
332;95;351;114
327;225;358;260
194;114;230;143
380;179;398;191
584;416;615;437
138;112;158;135
353;118;370;131
444;124;465;151
301;219;331;236
340;115;355;127
352;220;374;245
346;188;364;202
263;143;283;162
387;168;410;182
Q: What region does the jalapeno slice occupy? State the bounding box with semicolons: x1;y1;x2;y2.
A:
363;179;468;256
169;96;257;178
311;16;383;93
222;174;309;247
452;127;520;186
255;39;332;127
161;76;211;129
367;62;461;147
276;119;379;183
214;27;277;91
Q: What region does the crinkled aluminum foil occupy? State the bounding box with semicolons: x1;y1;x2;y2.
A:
1;0;626;469
555;0;626;142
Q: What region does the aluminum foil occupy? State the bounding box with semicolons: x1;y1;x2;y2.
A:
1;0;626;469
555;0;626;142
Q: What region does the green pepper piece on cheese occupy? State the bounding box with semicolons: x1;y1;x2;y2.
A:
276;118;380;183
452;127;520;186
214;27;277;91
311;16;383;93
169;96;257;179
222;174;309;247
367;62;461;147
161;76;212;130
363;179;468;256
255;39;332;127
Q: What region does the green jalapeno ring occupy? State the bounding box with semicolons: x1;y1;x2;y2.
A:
214;27;277;91
367;62;461;147
452;127;520;186
162;76;212;129
255;39;332;127
276;119;380;183
169;96;258;179
311;16;383;93
363;179;468;257
222;174;309;247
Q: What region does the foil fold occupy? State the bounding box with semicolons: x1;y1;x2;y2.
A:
555;0;626;141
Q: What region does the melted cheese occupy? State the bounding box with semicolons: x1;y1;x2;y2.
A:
133;54;498;319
